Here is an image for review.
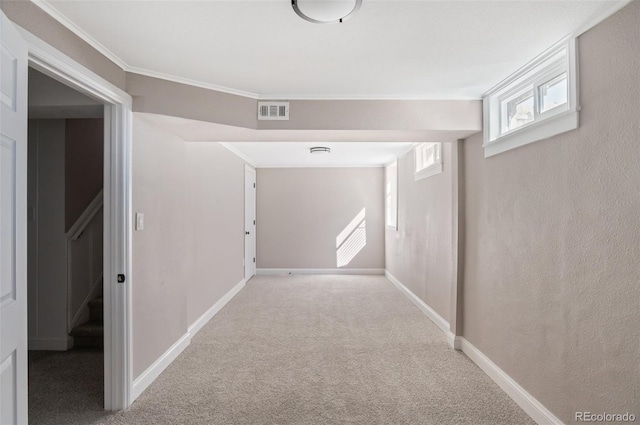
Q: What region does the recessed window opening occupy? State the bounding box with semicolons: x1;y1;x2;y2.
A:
483;39;578;157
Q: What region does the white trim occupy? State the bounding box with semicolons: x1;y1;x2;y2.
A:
483;0;631;97
459;338;564;425
28;336;74;351
257;268;384;276
484;110;578;158
69;272;104;331
483;38;579;157
30;0;127;70
218;142;257;167
131;278;246;402
385;271;450;334
414;163;443;181
130;333;190;403
188;279;246;337
127;67;260;99
31;0;631;103
447;332;462;350
18;25;133;411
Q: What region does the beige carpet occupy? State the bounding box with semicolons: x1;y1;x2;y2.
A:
32;275;534;424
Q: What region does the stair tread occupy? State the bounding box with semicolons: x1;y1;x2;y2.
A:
70;321;104;337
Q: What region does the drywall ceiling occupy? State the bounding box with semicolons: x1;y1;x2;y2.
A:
39;0;625;99
137;113;442;167
225;142;415;167
28;68;103;119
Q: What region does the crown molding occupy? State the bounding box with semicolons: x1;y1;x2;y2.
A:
31;0;128;70
33;0;633;103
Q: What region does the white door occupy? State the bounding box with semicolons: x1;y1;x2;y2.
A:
0;10;28;425
244;166;256;280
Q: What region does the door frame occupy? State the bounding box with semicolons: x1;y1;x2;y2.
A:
244;165;256;280
18;27;133;410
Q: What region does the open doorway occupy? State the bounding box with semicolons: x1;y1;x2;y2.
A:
26;68;107;422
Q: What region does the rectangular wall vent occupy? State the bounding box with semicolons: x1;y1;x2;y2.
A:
258;101;289;120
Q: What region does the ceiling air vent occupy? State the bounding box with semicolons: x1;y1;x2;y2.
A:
258;101;289;120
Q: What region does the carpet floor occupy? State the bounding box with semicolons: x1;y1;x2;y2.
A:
30;275;534;424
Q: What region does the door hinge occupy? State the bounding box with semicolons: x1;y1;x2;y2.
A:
117;274;126;283
253;183;256;188
253;257;256;263
253;220;255;225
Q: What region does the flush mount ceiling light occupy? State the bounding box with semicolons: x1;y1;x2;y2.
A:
310;147;331;154
292;0;362;24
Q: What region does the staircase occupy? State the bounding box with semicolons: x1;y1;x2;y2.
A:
70;296;103;348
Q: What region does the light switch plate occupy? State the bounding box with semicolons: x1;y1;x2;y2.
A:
135;212;144;231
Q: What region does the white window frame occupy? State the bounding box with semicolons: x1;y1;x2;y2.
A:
385;160;398;230
414;142;442;181
483;38;579;158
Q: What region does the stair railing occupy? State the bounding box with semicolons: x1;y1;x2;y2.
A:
66;189;104;332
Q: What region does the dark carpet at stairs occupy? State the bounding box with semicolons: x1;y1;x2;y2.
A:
30;275;535;424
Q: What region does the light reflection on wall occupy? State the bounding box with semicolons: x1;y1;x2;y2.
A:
336;208;366;267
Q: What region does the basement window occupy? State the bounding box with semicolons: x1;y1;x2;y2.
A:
483;38;579;157
385;160;398;230
414;142;442;181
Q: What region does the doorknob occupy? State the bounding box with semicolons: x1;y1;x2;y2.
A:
245;231;250;235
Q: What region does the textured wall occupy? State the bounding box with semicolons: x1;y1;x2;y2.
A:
65;118;104;231
462;2;640;422
132;114;246;378
256;168;384;270
385;145;454;323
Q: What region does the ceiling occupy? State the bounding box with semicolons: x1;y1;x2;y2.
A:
224;142;415;167
40;0;621;99
138;113;423;167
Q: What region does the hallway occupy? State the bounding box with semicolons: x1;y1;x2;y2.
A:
39;275;531;424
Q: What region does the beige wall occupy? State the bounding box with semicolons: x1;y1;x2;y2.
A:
184;142;245;325
462;2;640;422
1;0;126;90
132;114;246;377
385;145;454;323
256;168;384;270
127;73;259;130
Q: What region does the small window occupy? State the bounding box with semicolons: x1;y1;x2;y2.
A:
414;142;442;181
484;39;578;157
385;161;398;230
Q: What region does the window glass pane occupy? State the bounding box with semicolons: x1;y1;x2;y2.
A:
503;88;534;132
539;73;568;113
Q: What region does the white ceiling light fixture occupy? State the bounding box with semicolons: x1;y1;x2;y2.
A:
292;0;362;24
310;147;331;154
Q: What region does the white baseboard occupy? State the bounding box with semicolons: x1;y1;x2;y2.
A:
130;333;190;403
459;338;563;425
257;268;385;276
385;270;450;334
28;336;74;351
188;278;246;337
447;332;462;350
130;278;247;404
